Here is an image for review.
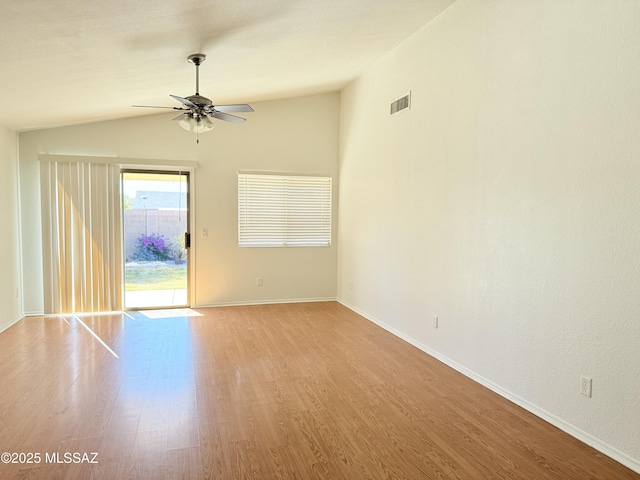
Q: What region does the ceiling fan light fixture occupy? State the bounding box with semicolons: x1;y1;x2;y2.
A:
178;114;214;133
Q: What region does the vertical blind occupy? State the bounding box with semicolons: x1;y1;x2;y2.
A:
40;161;122;313
238;173;332;247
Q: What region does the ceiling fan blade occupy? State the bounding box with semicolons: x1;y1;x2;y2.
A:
132;105;184;109
214;104;254;113
172;113;187;121
210;111;246;124
170;94;198;108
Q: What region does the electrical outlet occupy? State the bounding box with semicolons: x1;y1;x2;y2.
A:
433;315;438;329
256;277;263;287
580;376;592;397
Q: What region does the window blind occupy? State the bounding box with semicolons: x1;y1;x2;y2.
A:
238;173;332;247
40;161;123;313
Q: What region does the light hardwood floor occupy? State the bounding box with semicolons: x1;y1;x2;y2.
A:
0;302;637;479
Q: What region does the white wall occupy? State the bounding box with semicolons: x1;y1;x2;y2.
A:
338;0;640;471
0;125;23;331
19;92;339;313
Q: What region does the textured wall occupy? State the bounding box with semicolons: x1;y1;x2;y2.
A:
338;0;640;470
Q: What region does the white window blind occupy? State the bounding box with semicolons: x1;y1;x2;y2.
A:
40;161;123;314
238;173;332;247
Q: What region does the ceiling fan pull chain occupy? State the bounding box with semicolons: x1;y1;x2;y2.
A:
178;170;183;221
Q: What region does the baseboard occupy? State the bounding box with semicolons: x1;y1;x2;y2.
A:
337;298;640;475
195;296;337;309
0;316;22;334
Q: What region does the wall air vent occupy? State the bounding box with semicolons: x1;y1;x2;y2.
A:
390;92;411;116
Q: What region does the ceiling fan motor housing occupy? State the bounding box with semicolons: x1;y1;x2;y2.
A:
186;94;212;106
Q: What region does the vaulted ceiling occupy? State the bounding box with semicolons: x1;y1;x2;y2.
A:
0;0;455;131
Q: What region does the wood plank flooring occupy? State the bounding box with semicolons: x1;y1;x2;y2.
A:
0;302;637;479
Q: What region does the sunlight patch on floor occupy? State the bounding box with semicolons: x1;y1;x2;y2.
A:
132;308;204;319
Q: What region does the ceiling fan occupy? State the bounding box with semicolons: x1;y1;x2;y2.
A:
133;53;253;137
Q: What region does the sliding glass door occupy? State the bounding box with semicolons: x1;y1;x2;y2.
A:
122;170;190;309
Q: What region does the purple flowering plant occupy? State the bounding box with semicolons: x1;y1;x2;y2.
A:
132;232;171;261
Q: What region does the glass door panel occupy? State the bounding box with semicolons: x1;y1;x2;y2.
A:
122;171;189;309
